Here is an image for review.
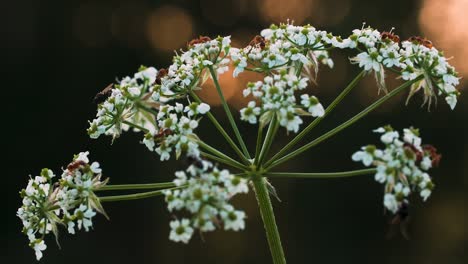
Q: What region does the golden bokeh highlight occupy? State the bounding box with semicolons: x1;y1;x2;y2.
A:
419;0;468;79
257;0;315;24
198;67;262;109
147;6;193;52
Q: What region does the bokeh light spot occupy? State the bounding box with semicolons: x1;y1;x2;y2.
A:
146;6;193;52
419;0;468;80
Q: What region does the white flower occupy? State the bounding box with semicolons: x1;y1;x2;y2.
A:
33;240;47;261
384;193;399;213
279;108;303;133
240;101;261;124
76;151;90;163
300;94;325;117
352;146;381;166
134;67;157;84
420;189;431;201
224;176;249;195
197;103;210;114
420;156;432;170
380;131;399;144
221;206;246;231
403;128;421;148
351;49;382;72
169;219;194;243
445;94;457;110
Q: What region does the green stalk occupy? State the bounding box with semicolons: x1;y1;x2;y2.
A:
197;140;249;170
189;90;250;165
257;116;279;166
200;151;247;171
122;120;149;133
264;70;365;168
267;168;376;179
208;66;251;159
252;177;286;264
253;124;264;165
99;186;185;202
266;75;424;171
98;182;175;191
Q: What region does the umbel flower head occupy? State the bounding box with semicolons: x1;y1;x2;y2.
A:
240;69;325;132
88;37;237;162
343;24;460;109
352;126;441;214
164;156;248;243
17;152;108;260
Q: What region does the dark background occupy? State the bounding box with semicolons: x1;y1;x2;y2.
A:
3;0;467;263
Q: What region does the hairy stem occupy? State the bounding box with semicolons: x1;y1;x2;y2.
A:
264;70;365;168
189;90;250;165
266;75;424;171
252;177;286;264
267;168;376;179
208;66;251;159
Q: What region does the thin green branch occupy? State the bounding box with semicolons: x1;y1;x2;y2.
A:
267;168;376;179
257;116;279;167
265;75;424;171
253;124;264;165
98;182;175;191
264;70;366;168
99;186;185;202
189;90;250;165
197;140;249;170
208;66;251;159
200;151;247;171
122;120;149;133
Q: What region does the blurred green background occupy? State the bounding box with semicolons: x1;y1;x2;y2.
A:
3;0;467;263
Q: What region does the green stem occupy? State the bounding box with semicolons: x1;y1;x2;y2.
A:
257;115;279;166
189;90;250;165
267;168;376;179
98;182;175;191
252;177;286;264
208;66;251;159
122;120;149;133
253;124;264;165
99;186;185;202
197;140;249;170
264;70;365;168
200;151;247;171
266;75;423;171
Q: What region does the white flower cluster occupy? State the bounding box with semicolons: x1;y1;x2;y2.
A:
344;25;460;109
89;37;235;161
230;23;340;77
142;102;210;161
164;157;248;243
352;126;441;214
17;152;107;260
87;66;159;140
240;69;325;133
154;36;232;100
